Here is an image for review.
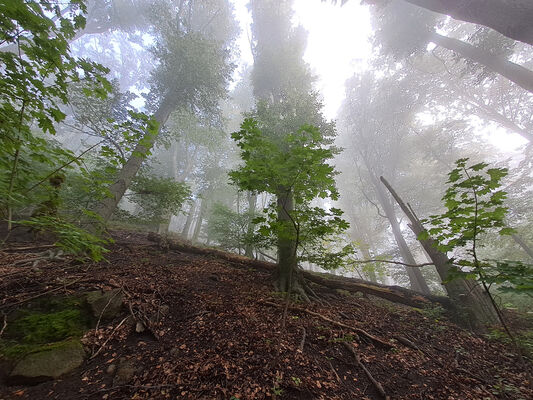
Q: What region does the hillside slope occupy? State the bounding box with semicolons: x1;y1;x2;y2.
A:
0;231;531;399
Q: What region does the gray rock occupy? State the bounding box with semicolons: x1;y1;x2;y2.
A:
9;339;85;384
113;359;136;386
86;289;123;321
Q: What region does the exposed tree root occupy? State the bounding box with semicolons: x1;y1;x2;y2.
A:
342;341;389;399
259;300;394;348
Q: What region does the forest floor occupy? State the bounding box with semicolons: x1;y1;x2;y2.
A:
0;229;532;400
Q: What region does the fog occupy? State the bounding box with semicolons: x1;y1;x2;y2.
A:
5;0;533;294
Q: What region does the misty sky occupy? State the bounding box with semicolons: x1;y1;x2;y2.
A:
232;0;527;153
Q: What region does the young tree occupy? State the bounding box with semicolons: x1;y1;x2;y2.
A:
230;118;352;295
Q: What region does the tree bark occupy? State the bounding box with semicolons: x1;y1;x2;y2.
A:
512;233;533;261
181;200;197;239
192;197;207;243
94;95;175;223
276;190;297;292
430;32;533;94
372;176;432;294
380;176;499;328
403;0;533;47
244;192;257;257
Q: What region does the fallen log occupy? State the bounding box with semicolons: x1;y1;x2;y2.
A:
146;232;452;310
301;271;452;309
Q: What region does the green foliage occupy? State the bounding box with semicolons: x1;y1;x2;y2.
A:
128;172;191;226
18;215;110;261
207;203;260;253
424;158;533;295
230;118;354;270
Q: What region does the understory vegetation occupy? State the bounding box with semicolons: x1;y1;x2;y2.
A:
1;0;532;398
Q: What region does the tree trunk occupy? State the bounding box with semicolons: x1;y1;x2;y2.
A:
360;244;378;283
158;213;171;235
181;200;197;239
372;176;432;294
430;32;533;94
244;192;257;257
276;190;297;292
380;176;499;328
192;197;207;243
403;0;533;47
512;233;533;261
94;95;176;223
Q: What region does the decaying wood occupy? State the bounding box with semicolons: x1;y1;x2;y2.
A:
298;327;306;352
342;341;389;399
147;232;452;310
259;300;393;348
302;272;451;309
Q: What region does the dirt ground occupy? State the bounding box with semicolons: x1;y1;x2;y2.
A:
0;230;531;399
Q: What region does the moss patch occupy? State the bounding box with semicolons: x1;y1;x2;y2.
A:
0;295;91;362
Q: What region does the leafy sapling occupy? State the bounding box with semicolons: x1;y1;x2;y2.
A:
230;118;355;295
423;158;533;345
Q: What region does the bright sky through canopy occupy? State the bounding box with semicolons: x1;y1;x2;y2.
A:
232;0;372;119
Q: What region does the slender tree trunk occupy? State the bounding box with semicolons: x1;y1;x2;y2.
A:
430;31;533;94
181;200;197;239
94;95;175;223
512;233;533;261
158;214;171;235
276;190;297;292
380;176;499;328
192;197;207;243
372;176;431;294
360;245;378;283
244;192;257;257
403;0;533;46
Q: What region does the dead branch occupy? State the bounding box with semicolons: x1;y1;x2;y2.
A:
342;342;389;399
329;360;341;383
259;300;393;348
95;289;123;332
0;279;81;310
298;327;306;352
90;315;130;360
0;314;6;338
349;259;434;268
3;244;57;252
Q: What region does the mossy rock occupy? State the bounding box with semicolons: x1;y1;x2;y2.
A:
0;295;91;363
86;288;123;321
9;339;85;384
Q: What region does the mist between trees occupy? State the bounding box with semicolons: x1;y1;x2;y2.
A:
1;0;532;333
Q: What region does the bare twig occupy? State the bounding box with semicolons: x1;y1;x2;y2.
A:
3;244;57;252
0;314;7;338
95;289;123;332
90;315;130;359
349;259;434;268
298;327;306;352
0;279;81;310
342;342;389;399
328;360;341;383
